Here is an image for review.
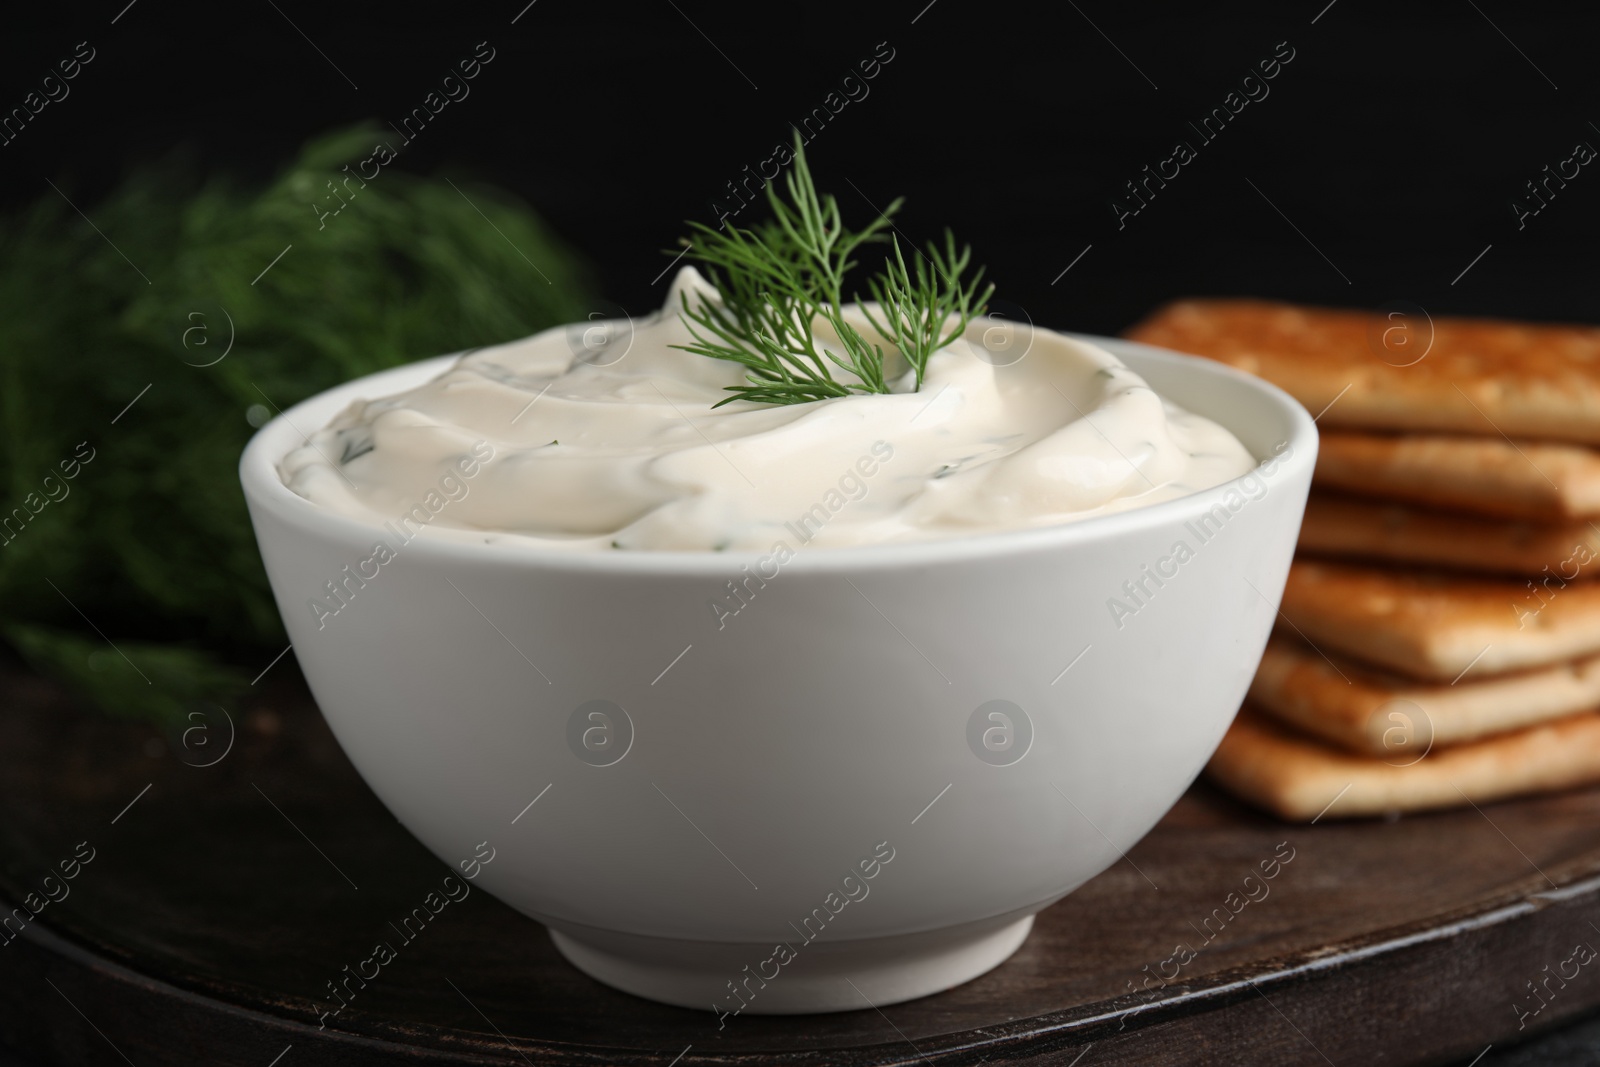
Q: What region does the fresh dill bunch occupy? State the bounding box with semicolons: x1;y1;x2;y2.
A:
0;126;590;727
673;134;992;407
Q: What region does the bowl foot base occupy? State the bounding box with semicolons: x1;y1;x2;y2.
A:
548;912;1034;1014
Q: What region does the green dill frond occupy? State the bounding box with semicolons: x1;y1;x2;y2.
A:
670;132;990;406
0;125;591;725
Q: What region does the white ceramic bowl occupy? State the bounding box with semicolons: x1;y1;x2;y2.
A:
240;330;1316;1015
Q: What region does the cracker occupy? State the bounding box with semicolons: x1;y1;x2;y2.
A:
1206;706;1600;821
1124;299;1600;445
1298;492;1600;577
1278;559;1600;682
1316;431;1600;521
1250;635;1600;755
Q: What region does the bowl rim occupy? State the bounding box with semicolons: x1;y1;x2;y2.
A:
239;332;1318;575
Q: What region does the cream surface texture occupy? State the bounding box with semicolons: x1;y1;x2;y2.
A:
279;269;1256;551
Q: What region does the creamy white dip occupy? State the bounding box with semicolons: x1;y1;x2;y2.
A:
279;268;1256;550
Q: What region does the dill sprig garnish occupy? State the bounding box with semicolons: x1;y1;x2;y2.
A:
672;134;992;407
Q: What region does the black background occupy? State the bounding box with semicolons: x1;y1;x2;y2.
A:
2;0;1597;339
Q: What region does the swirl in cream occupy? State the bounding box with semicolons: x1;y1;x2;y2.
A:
279;269;1256;550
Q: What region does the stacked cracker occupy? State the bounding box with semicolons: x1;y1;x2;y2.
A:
1127;300;1600;821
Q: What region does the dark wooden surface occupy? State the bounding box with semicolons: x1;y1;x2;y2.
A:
4;661;1600;1066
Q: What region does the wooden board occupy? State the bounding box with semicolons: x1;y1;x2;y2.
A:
3;661;1600;1066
